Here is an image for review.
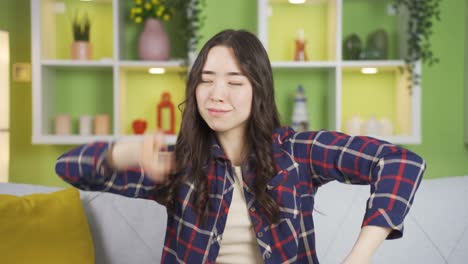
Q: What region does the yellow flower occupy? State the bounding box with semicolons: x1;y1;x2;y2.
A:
152;0;160;4
135;17;142;23
135;7;142;13
135;0;142;5
158;6;165;13
144;2;152;10
163;14;170;21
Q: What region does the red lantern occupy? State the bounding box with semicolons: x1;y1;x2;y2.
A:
156;92;175;134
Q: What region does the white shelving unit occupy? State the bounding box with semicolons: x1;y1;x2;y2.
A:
31;0;422;145
31;0;185;145
258;0;422;144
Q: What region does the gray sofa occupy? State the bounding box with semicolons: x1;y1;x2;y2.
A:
2;176;467;264
0;183;167;264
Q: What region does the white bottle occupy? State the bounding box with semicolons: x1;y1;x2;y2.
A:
379;117;393;137
364;116;380;137
291;85;309;132
345;114;362;136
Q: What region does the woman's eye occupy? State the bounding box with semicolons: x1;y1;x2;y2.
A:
200;80;212;83
229;82;243;86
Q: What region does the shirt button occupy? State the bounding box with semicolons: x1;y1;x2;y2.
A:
257;232;263;238
250;207;256;212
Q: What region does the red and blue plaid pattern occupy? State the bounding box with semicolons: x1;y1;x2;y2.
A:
56;127;426;263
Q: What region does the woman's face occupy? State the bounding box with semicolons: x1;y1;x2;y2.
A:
196;45;253;135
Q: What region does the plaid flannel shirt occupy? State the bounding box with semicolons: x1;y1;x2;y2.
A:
55;127;426;263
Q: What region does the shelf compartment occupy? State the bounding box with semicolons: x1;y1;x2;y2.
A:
273;68;336;131
39;66;114;136
118;67;186;136
266;0;337;62
341;65;416;143
38;0;114;60
117;0;188;61
342;0;407;61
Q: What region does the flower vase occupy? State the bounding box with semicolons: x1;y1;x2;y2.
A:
138;18;170;61
71;41;92;60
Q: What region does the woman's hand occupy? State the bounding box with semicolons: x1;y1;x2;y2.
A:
139;132;175;183
108;132;175;184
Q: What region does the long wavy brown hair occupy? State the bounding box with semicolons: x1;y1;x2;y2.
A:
156;29;281;224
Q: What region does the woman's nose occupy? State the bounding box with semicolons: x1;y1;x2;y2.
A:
209;81;225;102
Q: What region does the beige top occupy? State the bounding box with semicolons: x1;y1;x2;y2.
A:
216;166;264;264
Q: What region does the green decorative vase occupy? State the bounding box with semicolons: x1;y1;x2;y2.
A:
343;34;362;60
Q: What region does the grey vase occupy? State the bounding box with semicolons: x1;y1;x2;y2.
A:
138;18;170;61
366;28;388;60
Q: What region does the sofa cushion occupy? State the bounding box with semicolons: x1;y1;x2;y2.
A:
0;183;168;264
0;188;94;264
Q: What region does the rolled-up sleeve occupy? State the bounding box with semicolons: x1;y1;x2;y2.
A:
55;142;161;199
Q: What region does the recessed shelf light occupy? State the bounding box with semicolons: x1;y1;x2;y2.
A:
149;67;166;74
361;67;378;74
289;0;306;4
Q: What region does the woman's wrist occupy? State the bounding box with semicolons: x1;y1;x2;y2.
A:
107;140;141;170
105;144;117;170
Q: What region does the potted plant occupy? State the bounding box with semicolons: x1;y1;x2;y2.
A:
129;0;205;62
71;10;92;60
393;0;441;90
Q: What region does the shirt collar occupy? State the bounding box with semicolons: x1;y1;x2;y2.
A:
210;134;230;162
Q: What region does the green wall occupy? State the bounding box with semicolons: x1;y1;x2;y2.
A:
0;0;466;187
1;0;72;187
402;0;468;178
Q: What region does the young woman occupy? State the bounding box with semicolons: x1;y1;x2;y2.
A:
56;29;426;264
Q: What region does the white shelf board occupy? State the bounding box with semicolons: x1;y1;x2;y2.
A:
271;61;337;68
341;60;406;69
119;60;186;71
118;134;178;145
33;134;178;146
41;60;114;68
269;0;329;5
33;135;116;145
368;135;421;145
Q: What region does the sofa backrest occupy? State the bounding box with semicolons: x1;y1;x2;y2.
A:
0;183;168;264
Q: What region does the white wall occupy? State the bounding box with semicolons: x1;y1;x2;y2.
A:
0;31;10;183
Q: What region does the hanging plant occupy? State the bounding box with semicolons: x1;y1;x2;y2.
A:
393;0;441;90
173;0;206;58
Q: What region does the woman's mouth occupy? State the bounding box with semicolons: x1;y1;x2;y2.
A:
207;108;231;117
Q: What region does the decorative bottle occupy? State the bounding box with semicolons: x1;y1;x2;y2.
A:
294;29;308;61
156;92;175;134
291;85;309;132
